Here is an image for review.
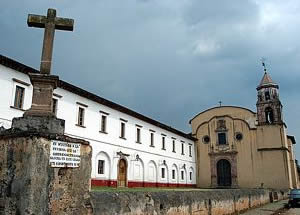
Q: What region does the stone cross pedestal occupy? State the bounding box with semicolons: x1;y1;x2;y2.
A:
23;74;59;117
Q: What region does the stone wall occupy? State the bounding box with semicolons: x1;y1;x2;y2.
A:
0;132;92;215
91;189;288;215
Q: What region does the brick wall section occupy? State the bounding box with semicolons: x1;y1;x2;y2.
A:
91;189;288;215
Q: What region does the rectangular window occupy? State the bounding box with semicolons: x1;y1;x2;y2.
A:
100;115;107;133
136;128;141;143
78;107;85;126
14;86;25;109
161;168;165;179
189;145;192;157
218;133;227;145
98;160;105;174
172;140;176;152
52;98;58;116
181;171;184;180
172;169;175;180
120;122;126;138
190;172;192;181
181;143;185;155
150;132;154;147
162;136;166;150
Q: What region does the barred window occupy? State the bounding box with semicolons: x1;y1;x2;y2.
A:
172;140;176;152
78;107;85;126
14;86;25;109
172;169;176;179
100;115;107;133
162;136;166;150
120;122;126;138
161;168;166;179
150;132;154;147
98;160;105;174
136;128;141;143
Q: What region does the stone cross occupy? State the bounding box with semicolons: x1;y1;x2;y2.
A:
23;9;73;118
27;8;74;74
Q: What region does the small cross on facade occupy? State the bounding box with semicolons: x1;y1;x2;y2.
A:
27;8;74;74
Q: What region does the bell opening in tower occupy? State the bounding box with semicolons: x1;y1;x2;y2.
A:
265;91;270;101
265;107;274;124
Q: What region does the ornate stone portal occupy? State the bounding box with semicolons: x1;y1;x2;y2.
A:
209;151;238;188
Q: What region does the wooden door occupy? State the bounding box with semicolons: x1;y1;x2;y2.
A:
217;159;232;187
118;159;127;187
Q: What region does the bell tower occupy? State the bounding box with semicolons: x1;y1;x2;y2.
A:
256;64;283;125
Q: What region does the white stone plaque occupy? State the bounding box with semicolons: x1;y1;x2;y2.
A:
49;140;81;168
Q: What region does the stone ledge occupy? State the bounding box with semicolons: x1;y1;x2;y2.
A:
11;115;65;135
0;129;89;145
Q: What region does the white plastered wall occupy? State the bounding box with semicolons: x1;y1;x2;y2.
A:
0;64;197;185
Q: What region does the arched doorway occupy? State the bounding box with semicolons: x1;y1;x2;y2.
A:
117;159;127;187
217;159;232;187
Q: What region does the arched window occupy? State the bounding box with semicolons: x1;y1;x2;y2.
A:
95;151;111;179
265;107;274;124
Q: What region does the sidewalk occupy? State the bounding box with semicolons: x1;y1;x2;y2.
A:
242;199;288;215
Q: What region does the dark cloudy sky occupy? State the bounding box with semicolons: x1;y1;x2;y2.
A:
1;0;300;157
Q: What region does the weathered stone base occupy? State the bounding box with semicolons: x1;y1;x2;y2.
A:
0;133;92;215
12;115;65;135
91;189;288;215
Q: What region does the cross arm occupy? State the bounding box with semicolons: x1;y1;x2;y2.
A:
54;17;74;31
27;14;47;28
27;14;74;31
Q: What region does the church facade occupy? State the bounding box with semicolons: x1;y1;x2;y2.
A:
190;72;299;189
0;54;298;189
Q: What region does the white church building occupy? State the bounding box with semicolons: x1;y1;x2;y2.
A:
0;54;197;188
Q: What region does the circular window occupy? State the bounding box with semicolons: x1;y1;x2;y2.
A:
202;135;210;144
235;132;243;141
